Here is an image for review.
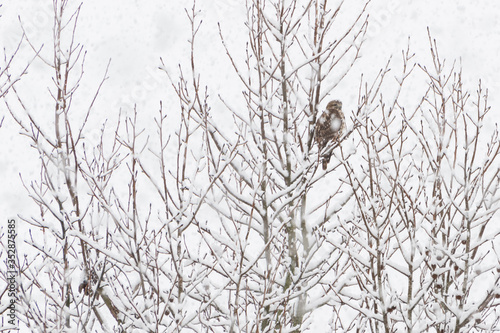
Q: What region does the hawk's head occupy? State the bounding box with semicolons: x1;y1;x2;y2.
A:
326;100;342;111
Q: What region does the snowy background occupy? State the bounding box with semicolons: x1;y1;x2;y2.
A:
1;0;500;331
1;0;499;218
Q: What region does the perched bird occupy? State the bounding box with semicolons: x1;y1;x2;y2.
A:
315;100;345;170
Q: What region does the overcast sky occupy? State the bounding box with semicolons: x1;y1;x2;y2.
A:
1;0;499;219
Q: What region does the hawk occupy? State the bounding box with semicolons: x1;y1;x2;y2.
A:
315;100;345;170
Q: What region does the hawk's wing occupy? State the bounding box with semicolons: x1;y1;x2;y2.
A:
315;109;344;170
315;112;336;149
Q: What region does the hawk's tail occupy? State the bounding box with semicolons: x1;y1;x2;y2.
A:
322;154;331;170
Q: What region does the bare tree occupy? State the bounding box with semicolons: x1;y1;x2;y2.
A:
333;31;500;332
0;6;34;330
190;0;370;331
4;0;500;332
5;1;110;331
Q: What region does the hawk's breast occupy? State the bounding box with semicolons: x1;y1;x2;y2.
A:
331;117;342;132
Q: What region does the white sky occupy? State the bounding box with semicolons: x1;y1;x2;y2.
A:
1;0;499;257
0;1;499;331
